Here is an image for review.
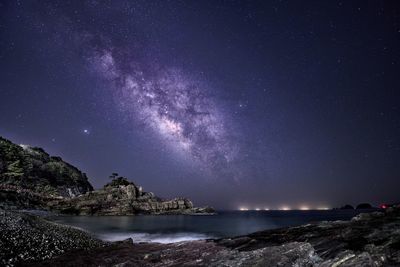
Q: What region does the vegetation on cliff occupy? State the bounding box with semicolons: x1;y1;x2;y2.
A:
0;137;93;198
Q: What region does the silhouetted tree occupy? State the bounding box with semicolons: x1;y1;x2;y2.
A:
109;173;118;180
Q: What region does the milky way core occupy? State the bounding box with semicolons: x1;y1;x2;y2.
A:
90;48;238;176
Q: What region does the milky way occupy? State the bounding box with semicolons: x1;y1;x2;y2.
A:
2;0;400;208
89;47;238;176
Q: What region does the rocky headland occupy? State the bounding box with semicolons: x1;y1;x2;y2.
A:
47;177;214;215
0;136;214;215
2;206;400;266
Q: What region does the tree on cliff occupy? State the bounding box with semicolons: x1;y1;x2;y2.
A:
109;173;119;180
105;173;131;187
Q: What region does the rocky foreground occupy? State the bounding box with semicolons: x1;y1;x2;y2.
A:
0;209;105;266
2;207;400;266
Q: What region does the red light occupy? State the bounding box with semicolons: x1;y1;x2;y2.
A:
380;204;387;209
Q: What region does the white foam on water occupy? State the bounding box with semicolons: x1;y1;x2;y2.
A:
99;232;213;243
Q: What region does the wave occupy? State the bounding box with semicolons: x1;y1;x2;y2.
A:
98;232;213;243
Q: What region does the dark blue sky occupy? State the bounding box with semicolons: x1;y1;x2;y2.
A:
1;0;399;209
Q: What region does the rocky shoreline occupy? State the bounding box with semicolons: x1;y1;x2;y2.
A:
2;206;400;266
0;209;105;266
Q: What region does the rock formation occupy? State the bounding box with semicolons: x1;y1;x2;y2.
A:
0;136;93;199
48;177;211;215
0;136;214;215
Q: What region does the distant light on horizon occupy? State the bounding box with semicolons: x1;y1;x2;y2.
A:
238;205;331;211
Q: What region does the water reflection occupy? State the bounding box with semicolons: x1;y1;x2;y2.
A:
51;210;365;243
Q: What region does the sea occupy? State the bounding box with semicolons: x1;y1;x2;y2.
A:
51;210;370;244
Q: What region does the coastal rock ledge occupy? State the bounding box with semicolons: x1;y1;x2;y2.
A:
2;206;400;266
47;178;215;215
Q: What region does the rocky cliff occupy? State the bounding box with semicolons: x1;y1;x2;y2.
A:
0;137;93;199
0;136;213;215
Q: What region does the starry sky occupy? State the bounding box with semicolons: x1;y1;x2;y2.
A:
1;0;400;210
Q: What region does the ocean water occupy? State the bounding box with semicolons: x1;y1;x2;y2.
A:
51;210;368;244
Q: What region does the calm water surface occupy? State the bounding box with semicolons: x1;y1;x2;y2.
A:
51;210;368;243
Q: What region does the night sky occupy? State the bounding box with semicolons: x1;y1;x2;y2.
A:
1;0;400;210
